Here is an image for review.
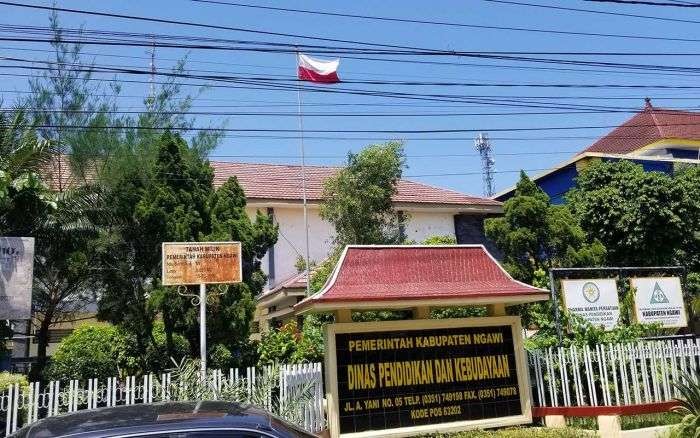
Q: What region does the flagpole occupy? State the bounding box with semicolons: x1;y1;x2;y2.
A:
296;50;312;296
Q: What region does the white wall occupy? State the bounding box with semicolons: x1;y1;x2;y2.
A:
403;210;455;243
248;204;335;286
249;204;458;290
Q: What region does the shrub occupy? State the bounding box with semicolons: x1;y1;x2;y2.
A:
257;319;325;366
0;372;28;392
45;322;191;381
45;325;119;381
670;372;700;438
114;321;190;375
258;323;300;365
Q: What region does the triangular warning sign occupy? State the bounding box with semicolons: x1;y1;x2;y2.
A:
650;282;670;304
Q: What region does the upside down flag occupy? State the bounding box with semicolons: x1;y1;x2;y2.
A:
297;53;340;83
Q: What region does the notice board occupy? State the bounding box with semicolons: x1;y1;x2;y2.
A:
325;316;531;437
0;236;34;320
631;277;687;328
162;242;242;286
561;278;620;330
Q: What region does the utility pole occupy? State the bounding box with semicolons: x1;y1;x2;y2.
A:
475;133;495;197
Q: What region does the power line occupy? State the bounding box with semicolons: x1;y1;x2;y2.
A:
0;1;458;53
11;107;700;117
22;121;700;134
584;0;700;6
482;0;700;24
7;40;700;80
191;0;700;43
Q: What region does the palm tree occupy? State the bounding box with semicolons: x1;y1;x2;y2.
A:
0;109;109;379
0;109;54;235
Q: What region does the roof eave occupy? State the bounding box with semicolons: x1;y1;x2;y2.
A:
295;293;549;314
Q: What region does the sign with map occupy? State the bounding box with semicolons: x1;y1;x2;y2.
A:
325;317;531;437
561;278;620;330
631;277;687;328
162;242;242;286
0;237;35;320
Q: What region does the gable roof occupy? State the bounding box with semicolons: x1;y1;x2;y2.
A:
296;245;548;313
583;102;700;154
211;161;500;207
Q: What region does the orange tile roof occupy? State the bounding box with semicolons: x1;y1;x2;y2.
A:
211;161;500;206
583;102;700;155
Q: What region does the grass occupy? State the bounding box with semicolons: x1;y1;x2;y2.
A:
566;412;680;431
427;427;593;437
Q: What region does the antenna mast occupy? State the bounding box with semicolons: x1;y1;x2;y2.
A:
148;37;156;104
475;133;495;197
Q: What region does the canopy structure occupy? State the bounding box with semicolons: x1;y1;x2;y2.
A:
295;245;548;315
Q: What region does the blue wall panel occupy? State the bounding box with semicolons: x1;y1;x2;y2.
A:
496;157;679;204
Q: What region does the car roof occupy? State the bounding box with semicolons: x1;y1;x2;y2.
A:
12;401;314;438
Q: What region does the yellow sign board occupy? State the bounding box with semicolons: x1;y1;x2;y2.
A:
162;242;242;286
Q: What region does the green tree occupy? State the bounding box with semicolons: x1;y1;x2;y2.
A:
96;133;276;370
0;109;103;378
96;132;212;366
0;109;50;357
485;172;606;285
202;177;277;367
0;110;53;234
567;160;690;267
320;142;406;245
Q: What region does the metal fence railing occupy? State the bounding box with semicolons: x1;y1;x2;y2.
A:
528;338;700;408
1;362;324;436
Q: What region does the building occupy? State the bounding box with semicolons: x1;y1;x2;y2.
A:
27;159;501;350
211;162;502;336
495;99;700;204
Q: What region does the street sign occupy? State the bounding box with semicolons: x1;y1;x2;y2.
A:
0;237;35;320
162;242;242;286
631;277;687;328
561;278;620;330
325;317;531;438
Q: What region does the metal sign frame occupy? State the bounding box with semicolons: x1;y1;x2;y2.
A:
161;241;242;286
324;316;532;438
549;266;687;345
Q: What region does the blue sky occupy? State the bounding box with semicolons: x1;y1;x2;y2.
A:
3;0;700;197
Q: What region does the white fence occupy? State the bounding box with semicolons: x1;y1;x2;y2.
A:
528;338;700;408
1;363;324;437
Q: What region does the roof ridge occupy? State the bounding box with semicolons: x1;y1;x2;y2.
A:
209;160;342;171
399;177;482;198
648;106;664;138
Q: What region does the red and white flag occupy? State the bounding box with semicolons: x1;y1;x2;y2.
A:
297;53;340;83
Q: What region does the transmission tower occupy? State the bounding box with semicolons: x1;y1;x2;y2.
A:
147;37;156;106
475;133;495;197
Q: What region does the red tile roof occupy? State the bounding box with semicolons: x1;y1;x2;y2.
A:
44;156;498;208
583;103;700;154
258;271;309;300
212;161;499;207
296;245;547;311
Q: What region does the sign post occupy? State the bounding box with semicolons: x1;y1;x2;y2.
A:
162;242;242;376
